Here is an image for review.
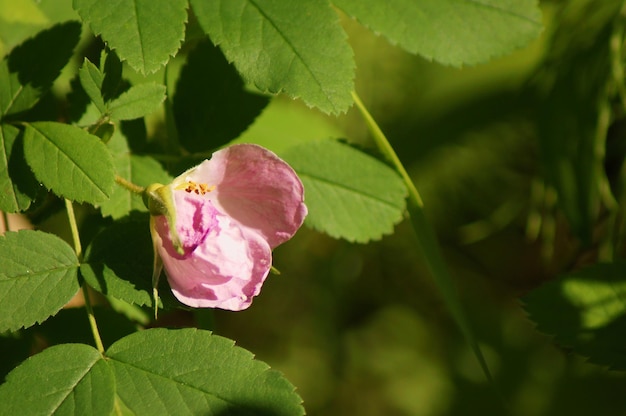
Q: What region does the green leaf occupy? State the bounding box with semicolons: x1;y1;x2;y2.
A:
101;130;172;219
0;21;81;117
523;262;626;370
78;58;106;113
0;343;114;415
0;123;38;212
283;140;407;242
191;0;354;114
333;0;543;66
73;0;188;74
106;328;304;416
23;121;115;204
107;83;166;121
81;216;173;309
0;230;80;331
173;40;269;152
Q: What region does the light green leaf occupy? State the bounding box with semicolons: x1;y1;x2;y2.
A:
283;140;407;242
108;83;166;121
23;121;115;204
190;0;354;114
0;123;38;212
333;0;543;66
101;131;172;219
73;0;188;74
0;21;81;117
106;328;304;416
78;57;106;113
0;230;80;331
81;217;175;309
523;261;626;370
0;343;114;415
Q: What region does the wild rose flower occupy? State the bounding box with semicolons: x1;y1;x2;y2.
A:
146;144;307;311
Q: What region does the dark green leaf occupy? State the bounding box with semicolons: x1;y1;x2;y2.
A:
73;0;188;74
0;230;79;331
191;0;354;114
523;261;626;370
23;121;115;204
0;343;114;415
108;83;166;121
333;0;543;66
106;328;304;416
173;40;269;152
283;140;407;242
0;123;38;212
81;216;173;308
0;21;81;117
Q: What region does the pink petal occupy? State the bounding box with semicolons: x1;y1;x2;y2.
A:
183;144;307;248
156;211;272;311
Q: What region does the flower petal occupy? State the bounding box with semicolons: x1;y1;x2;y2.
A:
156;212;272;310
182;144;307;248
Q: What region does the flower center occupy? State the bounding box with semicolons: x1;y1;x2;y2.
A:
175;181;215;196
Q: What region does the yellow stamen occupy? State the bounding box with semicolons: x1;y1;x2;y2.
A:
175;181;215;195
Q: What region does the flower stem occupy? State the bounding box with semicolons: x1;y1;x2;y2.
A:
115;175;145;194
351;91;494;383
65;199;105;354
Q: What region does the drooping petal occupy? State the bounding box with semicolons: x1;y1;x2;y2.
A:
183;144;307;248
156;213;272;310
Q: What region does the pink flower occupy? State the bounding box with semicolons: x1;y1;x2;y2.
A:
150;144;307;311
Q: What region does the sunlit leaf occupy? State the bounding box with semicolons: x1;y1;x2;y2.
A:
78;57;106;112
0;230;79;331
190;0;354;114
283;140;407;242
108;83;166;121
0;343;114;415
73;0;188;74
106;328;304;415
524;261;626;370
333;0;543;66
23;121;115;204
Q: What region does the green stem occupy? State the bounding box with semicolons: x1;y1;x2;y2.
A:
351;91;494;383
1;211;9;232
65;199;105;354
115;175;145;194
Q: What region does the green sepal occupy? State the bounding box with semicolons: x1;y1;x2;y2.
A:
143;183;184;255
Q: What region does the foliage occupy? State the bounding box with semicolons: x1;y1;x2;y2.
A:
7;0;626;414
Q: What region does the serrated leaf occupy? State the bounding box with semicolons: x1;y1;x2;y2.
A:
0;343;114;415
0;21;81;117
0;230;80;331
333;0;543;66
100;131;172;219
283;140;407;242
173;40;269;152
81;217;173;308
73;0;188;74
78;58;106;113
23;121;115;204
107;83;166;121
106;328;304;416
0;123;38;212
191;0;354;114
523;261;626;370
